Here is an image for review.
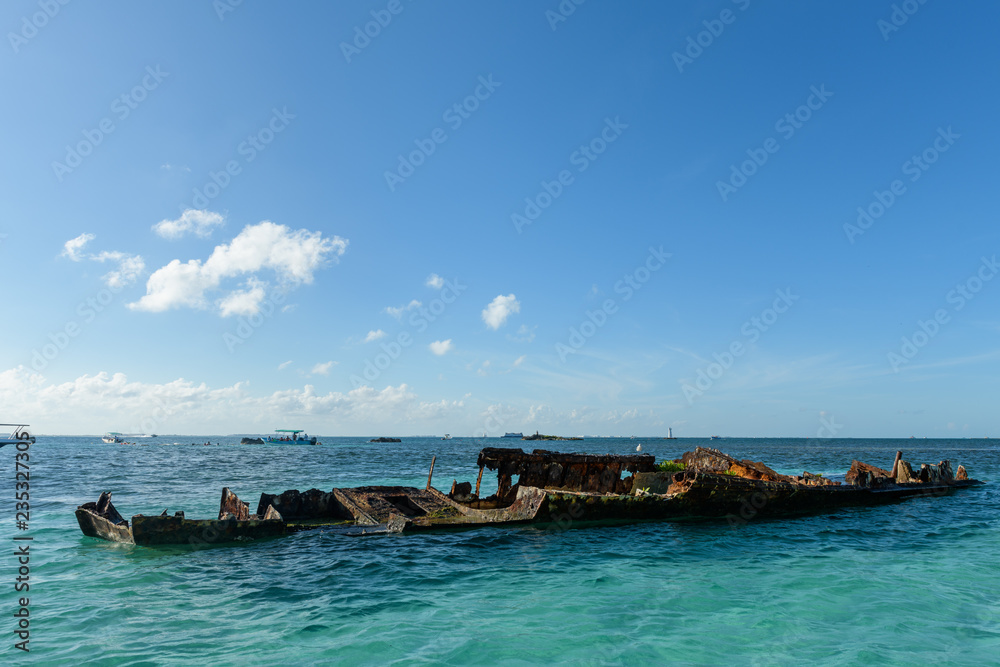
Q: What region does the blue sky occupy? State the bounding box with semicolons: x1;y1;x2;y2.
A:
2;0;999;436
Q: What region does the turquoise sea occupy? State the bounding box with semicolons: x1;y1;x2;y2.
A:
6;437;999;665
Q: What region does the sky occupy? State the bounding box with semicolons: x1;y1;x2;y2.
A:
1;1;999;437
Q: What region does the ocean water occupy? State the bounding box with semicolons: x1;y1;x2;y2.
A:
7;436;1000;665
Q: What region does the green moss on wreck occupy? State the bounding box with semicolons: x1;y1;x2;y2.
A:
656;461;685;473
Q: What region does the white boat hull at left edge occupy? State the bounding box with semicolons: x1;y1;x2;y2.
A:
0;424;35;448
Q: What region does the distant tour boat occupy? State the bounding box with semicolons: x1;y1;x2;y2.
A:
502;432;523;439
266;429;318;445
442;434;452;440
710;435;722;440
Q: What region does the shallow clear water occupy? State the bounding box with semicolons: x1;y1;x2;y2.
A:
8;437;1000;664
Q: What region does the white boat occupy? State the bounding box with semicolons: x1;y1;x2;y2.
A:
102;432;126;444
0;424;34;448
441;434;452;440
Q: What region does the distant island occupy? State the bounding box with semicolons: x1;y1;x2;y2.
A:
523;431;583;441
369;437;401;443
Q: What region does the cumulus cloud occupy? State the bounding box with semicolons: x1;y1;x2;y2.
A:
477;360;491;376
62;233;95;261
61;234;144;288
429;339;454;356
364;329;386;343
0;367;463;433
129;221;347;316
153;209;225;239
482;294;520;330
385;300;421;319
426;273;444;289
218;279;267;317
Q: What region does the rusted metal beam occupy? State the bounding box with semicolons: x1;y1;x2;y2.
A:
426;455;436;490
475;465;485;497
890;451;903;479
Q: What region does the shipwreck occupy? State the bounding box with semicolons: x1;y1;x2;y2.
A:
75;447;983;547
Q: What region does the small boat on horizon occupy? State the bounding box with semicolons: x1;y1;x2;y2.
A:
441;434;452;440
266;429;318;445
501;432;523;439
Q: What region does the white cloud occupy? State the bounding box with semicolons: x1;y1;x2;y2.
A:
129;221;348;316
153;209;225;239
482;294;520;330
218;279;267;317
97;252;146;289
0;367;464;433
426;273;444;289
429;339;454;356
62;233;95;261
477;360;491;376
62;234;144;287
385;300;422;319
311;361;336;376
278;360;293;371
364;329;386;343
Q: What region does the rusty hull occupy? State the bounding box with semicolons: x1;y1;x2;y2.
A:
75;492;133;543
76;447;985;544
477;447;657;499
77;489;288;547
131;514;287;546
461;446;984;527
